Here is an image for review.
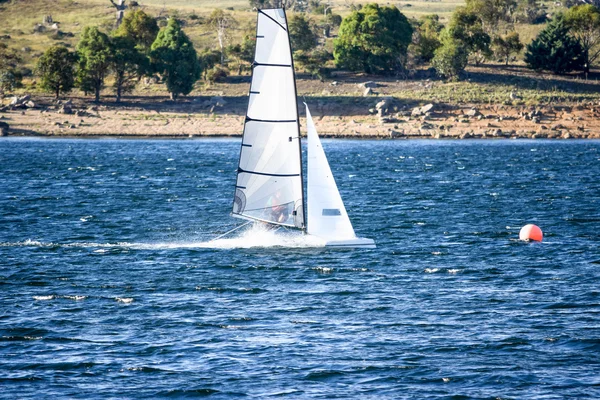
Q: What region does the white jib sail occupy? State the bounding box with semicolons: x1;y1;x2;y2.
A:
305;104;357;240
232;9;304;229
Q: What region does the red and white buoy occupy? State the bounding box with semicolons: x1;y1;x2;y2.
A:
519;224;543;242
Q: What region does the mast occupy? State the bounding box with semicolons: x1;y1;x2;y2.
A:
283;7;307;233
231;8;305;230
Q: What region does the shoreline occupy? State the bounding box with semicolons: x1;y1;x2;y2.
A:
2;94;600;140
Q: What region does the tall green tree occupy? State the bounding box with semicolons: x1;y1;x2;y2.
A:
77;26;113;102
288;14;318;52
115;9;159;52
525;15;584;74
150;18;201;100
465;0;516;30
447;7;491;65
432;33;469;80
411;14;444;63
333;3;413;74
36;45;77;99
492;31;523;65
111;35;148;102
565;4;600;74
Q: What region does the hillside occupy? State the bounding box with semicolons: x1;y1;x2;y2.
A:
1;0;599;139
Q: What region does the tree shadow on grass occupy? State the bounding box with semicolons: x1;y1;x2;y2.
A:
464;64;600;94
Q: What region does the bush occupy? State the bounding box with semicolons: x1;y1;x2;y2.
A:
206;65;229;83
432;37;469;80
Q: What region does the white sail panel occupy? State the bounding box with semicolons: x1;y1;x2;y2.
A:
306;104;356;240
248;66;296;121
233;8;304;229
255;10;291;66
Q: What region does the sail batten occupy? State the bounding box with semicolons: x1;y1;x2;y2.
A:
232;8;305;229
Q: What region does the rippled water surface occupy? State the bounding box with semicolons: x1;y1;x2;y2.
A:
1;138;600;399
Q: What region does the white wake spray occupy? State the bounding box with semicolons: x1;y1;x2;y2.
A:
3;224;326;250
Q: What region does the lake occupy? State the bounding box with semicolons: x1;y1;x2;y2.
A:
1;138;599;398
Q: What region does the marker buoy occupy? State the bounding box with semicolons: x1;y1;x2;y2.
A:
519;224;543;242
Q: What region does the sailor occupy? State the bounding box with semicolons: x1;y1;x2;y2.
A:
267;190;289;223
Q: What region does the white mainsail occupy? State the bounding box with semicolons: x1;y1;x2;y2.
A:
305;104;357;241
232;8;304;229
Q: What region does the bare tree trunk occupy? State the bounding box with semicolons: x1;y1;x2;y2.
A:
217;24;225;65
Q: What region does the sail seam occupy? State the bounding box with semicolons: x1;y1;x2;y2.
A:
258;9;287;31
246;116;297;123
238;168;300;178
253;62;292;68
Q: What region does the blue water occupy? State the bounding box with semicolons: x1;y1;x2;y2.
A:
1;138;600;399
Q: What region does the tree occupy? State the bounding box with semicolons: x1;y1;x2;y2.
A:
36;45;77;99
333;3;413;74
515;0;546;24
0;43;22;97
565;4;600;74
525;15;585;74
288;14;318;52
111;35;148;102
77;26;113;102
226;35;255;75
207;9;236;65
115;9;159;52
432;34;469;80
411;14;444;64
294;48;332;80
447;8;491;65
150;18;201;100
492;31;523;65
465;0;516;30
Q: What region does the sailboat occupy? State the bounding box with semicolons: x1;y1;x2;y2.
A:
231;8;375;249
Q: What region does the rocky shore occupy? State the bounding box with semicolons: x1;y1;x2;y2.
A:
1;93;600;139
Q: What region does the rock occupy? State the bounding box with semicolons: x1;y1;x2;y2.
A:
532;116;540;124
577;125;585;131
25;101;36;108
465;108;480;117
330;81;338;86
69;124;77;129
509;91;521;100
363;87;374;96
562;132;571;139
59;104;73;114
419;122;433;130
75;110;85;117
420;103;434;114
368;108;376;115
390;130;403;138
551;124;566;130
33;24;46;33
411;107;422;117
0;121;9;136
360;81;378;88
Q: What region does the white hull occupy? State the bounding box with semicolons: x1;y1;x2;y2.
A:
319;237;376;249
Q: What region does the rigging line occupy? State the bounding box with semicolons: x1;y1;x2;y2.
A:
209;221;252;242
258;9;287;32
